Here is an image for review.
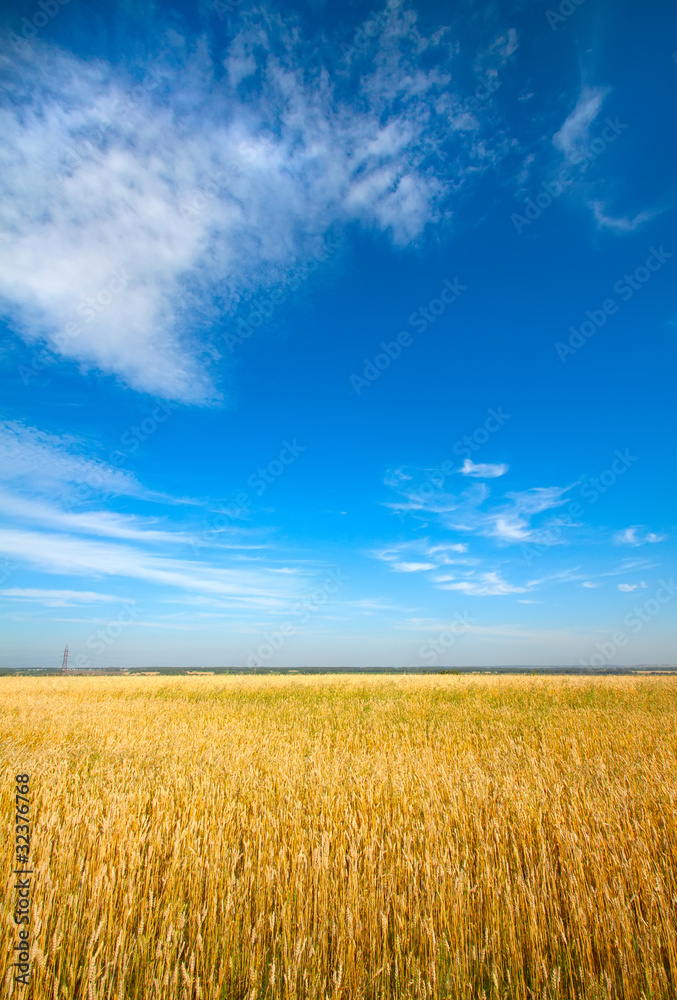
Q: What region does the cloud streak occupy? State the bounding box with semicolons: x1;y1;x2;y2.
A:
0;527;313;608
0;11;515;402
460;458;508;478
553;86;610;163
0;420;144;499
386;466;573;545
614;526;667;547
0;588;132;607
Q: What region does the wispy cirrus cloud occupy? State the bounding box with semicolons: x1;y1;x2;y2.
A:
0;588;132;607
0;419;206;517
0;419;143;498
372;539;525;597
553;85;610;163
0;418;321;613
385;466;573;546
376;469;665;600
391;561;437;573
0;490;197;545
436;570;526;596
0;8;517;402
589;201;654;232
529;559;657;590
460;458;508;478
480;487;572;543
550;84;660;234
0;527;313;609
614;526;667;546
373;540;474;570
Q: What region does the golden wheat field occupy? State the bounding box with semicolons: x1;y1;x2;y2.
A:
1;674;677;1000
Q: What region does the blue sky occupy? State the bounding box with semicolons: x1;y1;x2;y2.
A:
0;0;675;668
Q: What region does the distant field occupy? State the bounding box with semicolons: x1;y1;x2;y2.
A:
1;674;676;999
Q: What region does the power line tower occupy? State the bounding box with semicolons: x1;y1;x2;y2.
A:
60;643;69;675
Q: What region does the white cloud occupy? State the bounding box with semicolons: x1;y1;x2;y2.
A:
447;486;572;545
527;567;585;587
385;467;573;546
0;490;196;545
489;516;532;542
590;201;653;233
0;15;508;402
618;582;648;592
502;487;570;517
615;528;639;545
602;558;656;575
553;85;609;162
437;570;526;596
0;420;144;499
531;563;656;591
391;561;436;573
614;526;667;546
0;527;312;608
373;540;473;571
373;540;526;596
341;599;413;614
551;86;657;234
0;418;322;611
384;493;460;516
426;542;469;558
460;458;508;478
0;588;128;607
